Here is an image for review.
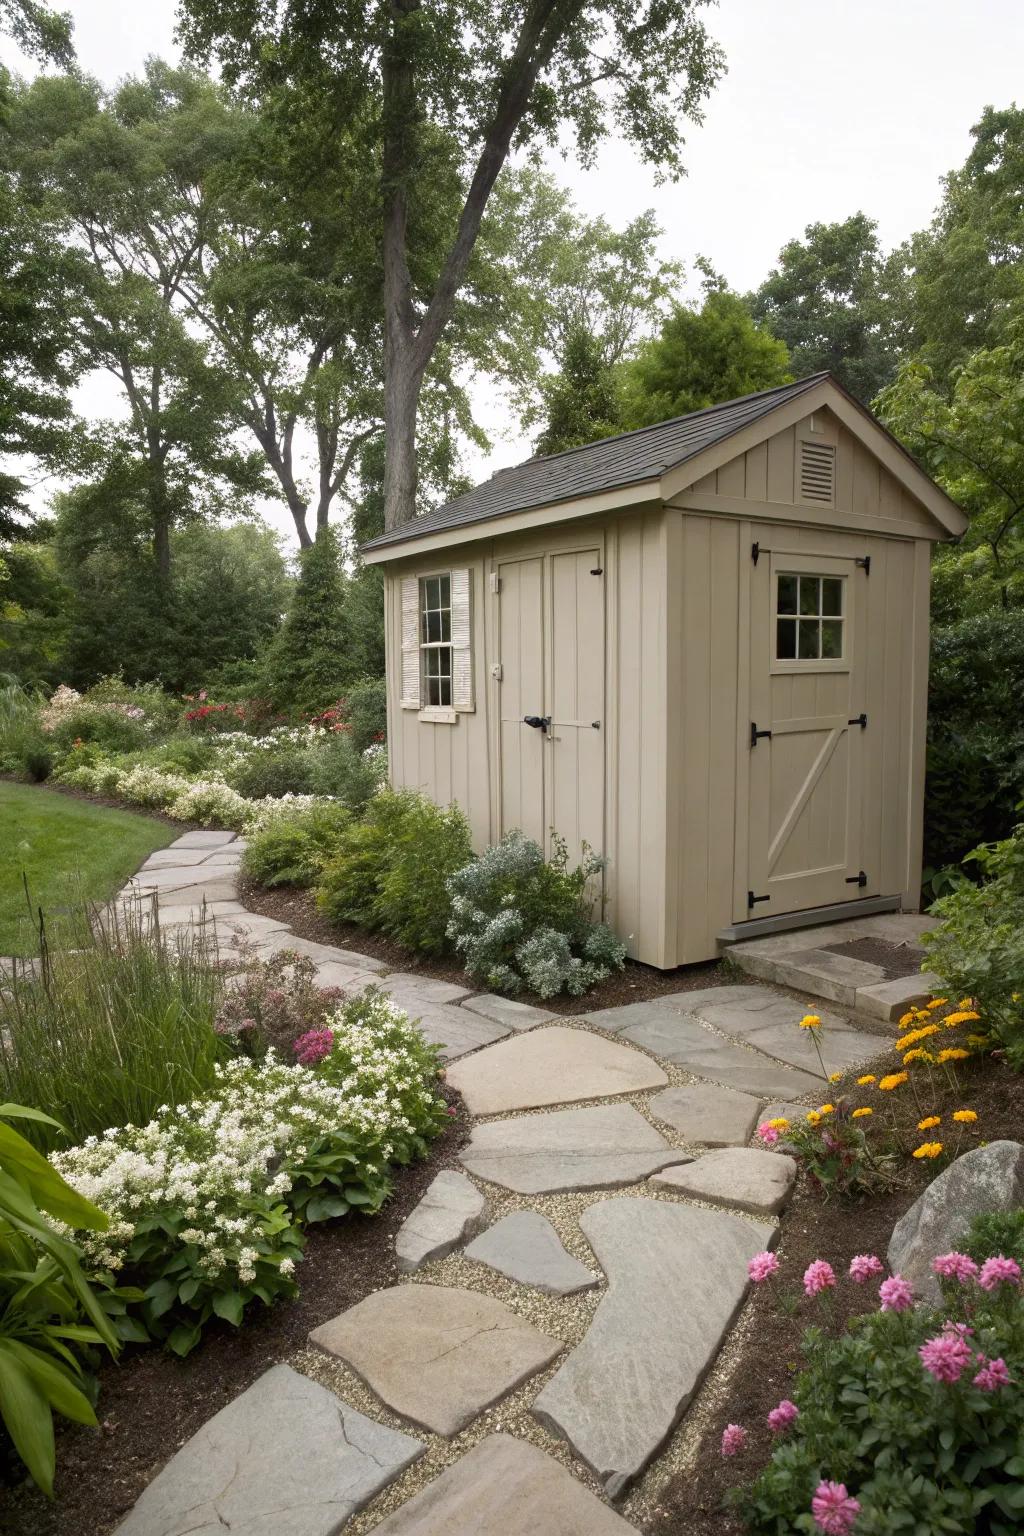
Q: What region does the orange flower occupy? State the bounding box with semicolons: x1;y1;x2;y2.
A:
912;1141;943;1159
917;1116;941;1131
878;1073;908;1091
952;1109;978;1123
852;1107;872;1119
857;1074;876;1086
938;1048;969;1063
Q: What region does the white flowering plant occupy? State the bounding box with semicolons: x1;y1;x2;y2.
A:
51;990;447;1355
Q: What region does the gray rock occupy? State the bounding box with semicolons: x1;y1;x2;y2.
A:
648;1083;762;1146
465;1212;599;1295
112;1363;423;1536
532;1198;772;1495
650;1147;797;1216
888;1140;1024;1302
400;1003;510;1062
310;1285;561;1437
446;1025;667;1116
370;1434;638;1535
459;993;559;1031
380;973;475;1005
459;1103;681;1194
855;972;941;1022
396;1171;489;1273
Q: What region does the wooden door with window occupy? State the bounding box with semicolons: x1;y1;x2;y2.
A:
745;546;871;918
496;546;605;859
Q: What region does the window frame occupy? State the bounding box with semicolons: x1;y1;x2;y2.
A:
418;572;454;711
769;562;851;676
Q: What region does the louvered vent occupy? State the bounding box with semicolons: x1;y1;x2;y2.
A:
799;440;836;504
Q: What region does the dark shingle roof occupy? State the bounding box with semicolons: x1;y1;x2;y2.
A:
362;373;829;554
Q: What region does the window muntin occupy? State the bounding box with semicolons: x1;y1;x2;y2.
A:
775;573;844;662
419;574;453;706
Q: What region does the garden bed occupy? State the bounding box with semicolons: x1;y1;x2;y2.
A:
649;1048;1024;1536
0;1089;470;1536
239;876;731;1014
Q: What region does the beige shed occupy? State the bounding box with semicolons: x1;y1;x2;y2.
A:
361;374;967;969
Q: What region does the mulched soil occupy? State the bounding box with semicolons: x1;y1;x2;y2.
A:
648;1049;1024;1536
822;935;928;980
240;877;732;1014
0;1093;471;1536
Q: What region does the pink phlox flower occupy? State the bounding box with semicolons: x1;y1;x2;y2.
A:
931;1251;980;1283
293;1026;334;1066
919;1331;974;1383
978;1255;1022;1292
941;1320;973;1338
748;1251;780;1283
812;1480;861;1534
848;1254;884;1284
767;1398;800;1433
878;1274;914;1312
720;1423;747;1457
756;1122;780;1145
974;1356;1013;1391
803;1259;837;1297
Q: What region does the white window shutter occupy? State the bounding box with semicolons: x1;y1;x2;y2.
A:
451;568;474;712
400;576;420;709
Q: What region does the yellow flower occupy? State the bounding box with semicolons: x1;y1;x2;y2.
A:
806;1110;822;1125
799;1014;822;1031
942;1010;980;1027
768;1117;791;1130
917;1116;941;1130
938;1047;969;1063
857;1074;876;1086
852;1107;872;1118
952;1109;978;1123
896;1024;939;1051
818;1103;835;1116
829;1072;842;1083
903;1049;926;1065
912;1141;943;1159
956;998;973;1010
898;1011;916;1027
926;997;948;1010
878;1073;908;1091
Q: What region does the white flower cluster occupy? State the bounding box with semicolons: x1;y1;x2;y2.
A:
39;683;150;733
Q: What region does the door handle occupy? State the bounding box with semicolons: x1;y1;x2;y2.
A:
523;715;549;733
750;722;773;749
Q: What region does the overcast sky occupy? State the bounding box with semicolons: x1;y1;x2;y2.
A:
4;0;1023;548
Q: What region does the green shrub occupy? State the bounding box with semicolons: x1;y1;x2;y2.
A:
344;677;387;753
0;685;52;780
925;820;1024;1064
144;734;219;775
963;1208;1024;1269
308;733;386;811
227;744;318;800
244;802;353;888
317;790;472;954
0;907;226;1151
49;705;151;756
446;831;627;996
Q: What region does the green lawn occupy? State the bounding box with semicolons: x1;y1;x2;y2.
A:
0;782;176;956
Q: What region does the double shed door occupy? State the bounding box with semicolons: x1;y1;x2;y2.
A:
744;537;882;919
496;545;605;860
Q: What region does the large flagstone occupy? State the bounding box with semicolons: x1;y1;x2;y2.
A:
459;1103;681;1194
445;1025;667;1116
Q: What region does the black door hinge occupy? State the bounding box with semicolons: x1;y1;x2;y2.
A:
748;890;770;910
847;713;867;729
855;555;871;575
751;541;760;565
750;722;773;748
845;870;868;888
590;566;603;575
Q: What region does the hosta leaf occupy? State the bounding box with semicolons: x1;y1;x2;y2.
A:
212;1291;244;1327
0;1342;56;1497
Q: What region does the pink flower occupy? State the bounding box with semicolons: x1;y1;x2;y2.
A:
941;1320;973;1339
767;1398;800;1433
919;1331;974;1383
748;1251;780;1283
931;1252;980;1283
757;1122;780;1145
720;1423;747;1457
293;1027;334;1066
974;1356;1013;1391
978;1256;1022;1292
879;1274;914;1312
812;1480;861;1534
848;1254;884;1284
804;1260;837;1297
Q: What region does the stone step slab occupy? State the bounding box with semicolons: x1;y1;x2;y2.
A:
112;1363;423;1536
268;932;387;971
650;1147;797;1216
170;830;238;848
648;1082;762;1146
729;944;886;1005
532;1197;773;1496
464;1211;600;1296
649;986;882;1079
380;973;475;1006
445;1025;667;1116
458;993;559;1031
396;1170;489;1273
370;1434;639;1535
140;848;222;869
855;971;941;1021
401;1003;510;1062
310;1285;561;1437
141;879;240;906
310;959;383;993
129;865;234;892
459;1103;682;1194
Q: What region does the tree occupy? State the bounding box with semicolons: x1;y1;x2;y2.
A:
749;214;905;402
619;289;791;428
534;326;622;454
179;0;726;530
263;526;356;713
0;0;73;66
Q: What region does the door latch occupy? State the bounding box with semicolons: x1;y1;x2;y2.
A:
847;713;867;729
748;890;771;910
845;871;868;888
523;715;549;733
750;722;773;748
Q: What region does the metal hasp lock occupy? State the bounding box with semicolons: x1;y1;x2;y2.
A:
750;722;773;748
523;715;549;733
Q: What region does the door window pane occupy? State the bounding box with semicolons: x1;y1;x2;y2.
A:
419;573;453;705
822;577;843;616
776;617;797;658
821;619;844;658
799;576;820;615
774;573;846;662
777;574;798;615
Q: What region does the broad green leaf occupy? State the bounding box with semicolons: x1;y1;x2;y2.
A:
0;1343;56;1498
4;1341;97;1427
212;1291;244;1326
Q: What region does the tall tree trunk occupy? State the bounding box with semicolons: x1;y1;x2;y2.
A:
382;349;423;532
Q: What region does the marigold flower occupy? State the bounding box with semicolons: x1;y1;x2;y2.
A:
811;1480;861;1535
720;1423;747;1457
856;1074;876;1086
848;1253;884;1283
806;1110;822;1125
879;1274;913;1311
902;1049;927;1065
803;1259;837;1296
799;1014;822;1031
898;1011;916;1027
927;997;948;1009
974;1356;1013;1391
851;1106;872;1118
942;1010;980;1027
818;1103;835;1115
978;1256;1022;1291
919;1331;973;1383
828;1072;842;1083
748;1251;780;1283
938;1047;969;1063
767;1398;800;1433
931;1252;979;1283
917;1116;941;1130
878;1073;908;1091
768;1117;791;1130
912;1141;943;1159
896;1023;939;1051
952;1108;977;1123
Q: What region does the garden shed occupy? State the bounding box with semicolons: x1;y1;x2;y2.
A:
361;374;967;969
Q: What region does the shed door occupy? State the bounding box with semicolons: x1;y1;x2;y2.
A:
746;548;871;918
497;547;605;859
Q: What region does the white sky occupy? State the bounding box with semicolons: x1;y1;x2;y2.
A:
4;0;1023;549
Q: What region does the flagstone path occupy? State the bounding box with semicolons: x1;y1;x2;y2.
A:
109;832;900;1536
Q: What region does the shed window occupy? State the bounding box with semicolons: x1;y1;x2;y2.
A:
775;573;845;661
420;574;453;706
